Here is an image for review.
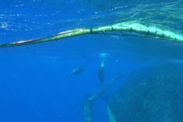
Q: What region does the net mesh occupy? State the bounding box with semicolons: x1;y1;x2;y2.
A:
105;62;183;122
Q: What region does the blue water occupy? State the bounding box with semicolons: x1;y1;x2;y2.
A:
1;0;183;122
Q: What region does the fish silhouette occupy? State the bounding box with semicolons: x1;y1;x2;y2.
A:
66;65;86;79
98;59;105;84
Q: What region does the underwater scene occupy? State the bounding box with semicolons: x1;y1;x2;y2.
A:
1;0;183;122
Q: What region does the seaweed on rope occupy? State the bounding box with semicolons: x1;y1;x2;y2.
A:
0;22;182;48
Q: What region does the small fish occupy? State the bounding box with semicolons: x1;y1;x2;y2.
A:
98;59;106;85
66;65;86;79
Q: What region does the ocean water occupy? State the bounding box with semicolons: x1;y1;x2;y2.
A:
0;0;183;122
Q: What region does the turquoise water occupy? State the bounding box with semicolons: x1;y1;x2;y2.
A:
0;0;183;122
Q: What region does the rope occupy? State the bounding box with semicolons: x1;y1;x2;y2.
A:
0;22;182;48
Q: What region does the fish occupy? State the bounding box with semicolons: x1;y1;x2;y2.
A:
66;65;86;79
98;59;106;85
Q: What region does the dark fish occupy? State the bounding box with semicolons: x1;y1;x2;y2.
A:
66;65;86;79
98;59;105;85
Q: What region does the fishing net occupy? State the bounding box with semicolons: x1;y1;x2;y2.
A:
105;63;183;122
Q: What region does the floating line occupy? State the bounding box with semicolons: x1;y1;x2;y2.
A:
0;22;182;48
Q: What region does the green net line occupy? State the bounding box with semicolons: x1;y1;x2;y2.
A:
0;22;182;48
